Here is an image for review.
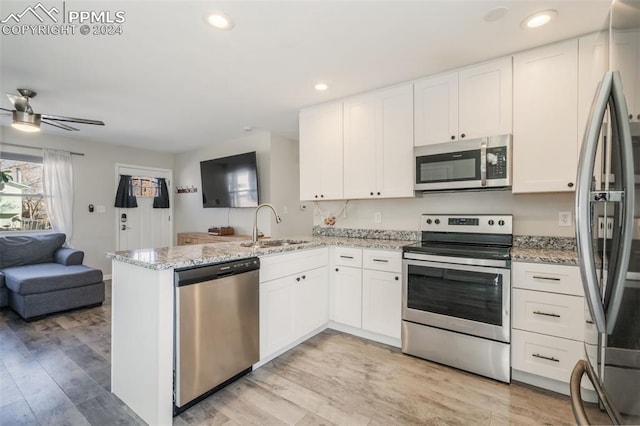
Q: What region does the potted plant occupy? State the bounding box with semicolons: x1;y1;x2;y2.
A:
0;170;12;191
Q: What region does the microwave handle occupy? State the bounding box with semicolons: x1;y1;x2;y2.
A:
480;139;487;186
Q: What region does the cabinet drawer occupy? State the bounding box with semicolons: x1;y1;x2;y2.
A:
512;289;585;340
512;262;584;296
333;247;363;267
260;248;328;282
512;329;584;384
362;249;401;273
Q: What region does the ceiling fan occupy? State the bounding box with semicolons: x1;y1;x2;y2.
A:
0;88;105;132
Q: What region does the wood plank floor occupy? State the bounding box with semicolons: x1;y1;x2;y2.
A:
0;281;610;425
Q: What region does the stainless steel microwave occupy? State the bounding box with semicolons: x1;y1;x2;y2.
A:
414;134;512;191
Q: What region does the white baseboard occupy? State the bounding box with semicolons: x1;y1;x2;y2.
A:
103;273;112;280
328;321;401;348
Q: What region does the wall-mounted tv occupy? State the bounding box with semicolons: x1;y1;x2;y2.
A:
200;151;260;208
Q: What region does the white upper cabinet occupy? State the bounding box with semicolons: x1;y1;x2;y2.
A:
414;57;512;147
613;29;640;123
414;73;458;145
512;39;579;193
343;84;414;199
578;32;609;146
458;58;513;141
299;102;344;201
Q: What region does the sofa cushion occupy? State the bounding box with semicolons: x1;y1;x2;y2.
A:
3;264;103;295
0;233;66;269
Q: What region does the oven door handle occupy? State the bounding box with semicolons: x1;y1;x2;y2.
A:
403;252;509;269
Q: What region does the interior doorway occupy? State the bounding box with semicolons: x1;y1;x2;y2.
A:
115;164;173;251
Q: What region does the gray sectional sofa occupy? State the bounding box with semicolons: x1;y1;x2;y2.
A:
0;233;105;320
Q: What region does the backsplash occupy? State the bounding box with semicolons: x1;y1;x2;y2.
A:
513;235;576;250
312;226;419;241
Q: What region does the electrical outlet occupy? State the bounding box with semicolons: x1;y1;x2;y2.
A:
374;212;382;223
559;211;572;227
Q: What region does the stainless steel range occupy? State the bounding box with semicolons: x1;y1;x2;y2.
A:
402;214;513;383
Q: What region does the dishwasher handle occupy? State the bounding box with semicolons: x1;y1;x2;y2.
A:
175;257;260;287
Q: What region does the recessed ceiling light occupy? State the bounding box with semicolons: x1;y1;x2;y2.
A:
484;7;508;23
521;10;558;29
206;12;234;30
315;83;328;92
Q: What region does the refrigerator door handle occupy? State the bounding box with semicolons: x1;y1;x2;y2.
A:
605;71;635;335
570;359;623;425
576;72;612;334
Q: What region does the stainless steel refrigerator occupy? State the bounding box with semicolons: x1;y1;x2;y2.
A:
572;2;640;424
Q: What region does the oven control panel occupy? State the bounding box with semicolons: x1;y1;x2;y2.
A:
421;214;513;234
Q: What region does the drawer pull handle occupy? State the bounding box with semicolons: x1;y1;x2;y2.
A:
372;259;389;263
532;353;560;363
533;310;561;318
586;319;594;324
340;255;354;259
532;275;561;281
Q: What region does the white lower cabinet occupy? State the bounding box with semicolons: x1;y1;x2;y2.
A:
362;269;402;339
512;329;585;383
512;261;592;396
331;265;362;328
330;247;402;344
259;248;329;361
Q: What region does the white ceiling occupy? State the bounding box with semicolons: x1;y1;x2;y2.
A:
0;0;611;153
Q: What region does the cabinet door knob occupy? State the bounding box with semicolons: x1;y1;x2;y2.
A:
377;192;381;196
314;195;318;198
395;276;399;281
320;194;324;198
451;135;455;140
637;114;639;120
568;182;574;188
460;133;466;138
370;192;374;196
302;275;306;280
335;268;339;272
630;114;634;120
296;277;301;282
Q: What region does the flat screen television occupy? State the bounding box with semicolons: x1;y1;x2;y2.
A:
200;151;259;208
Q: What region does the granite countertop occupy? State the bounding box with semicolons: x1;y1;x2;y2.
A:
107;228;584;270
510;235;579;265
106;235;415;271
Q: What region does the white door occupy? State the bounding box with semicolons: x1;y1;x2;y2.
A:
116;165;173;251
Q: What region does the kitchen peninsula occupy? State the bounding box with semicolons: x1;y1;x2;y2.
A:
106;235;411;425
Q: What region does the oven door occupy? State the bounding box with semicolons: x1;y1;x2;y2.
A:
402;258;510;343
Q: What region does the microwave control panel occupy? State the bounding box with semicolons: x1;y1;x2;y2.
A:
486;146;508;179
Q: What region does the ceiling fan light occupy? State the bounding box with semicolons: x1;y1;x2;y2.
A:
11;122;40;132
11;111;41;132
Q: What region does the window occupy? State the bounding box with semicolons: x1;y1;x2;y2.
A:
0;155;51;231
131;176;159;198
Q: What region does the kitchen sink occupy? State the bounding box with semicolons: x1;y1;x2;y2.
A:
240;239;310;248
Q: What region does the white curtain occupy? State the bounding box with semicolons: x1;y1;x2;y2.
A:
43;149;74;244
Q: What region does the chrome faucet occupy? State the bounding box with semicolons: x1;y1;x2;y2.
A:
252;203;282;244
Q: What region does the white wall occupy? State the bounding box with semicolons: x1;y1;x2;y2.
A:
269;134;311;238
0;126;174;274
173;131;272;236
312;191;576;237
173;131;312;238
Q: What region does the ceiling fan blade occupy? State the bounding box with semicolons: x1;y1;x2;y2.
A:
41;113;104;126
41;120;79;131
7;94;33;113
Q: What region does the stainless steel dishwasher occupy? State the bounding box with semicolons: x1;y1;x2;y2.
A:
173;257;260;414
